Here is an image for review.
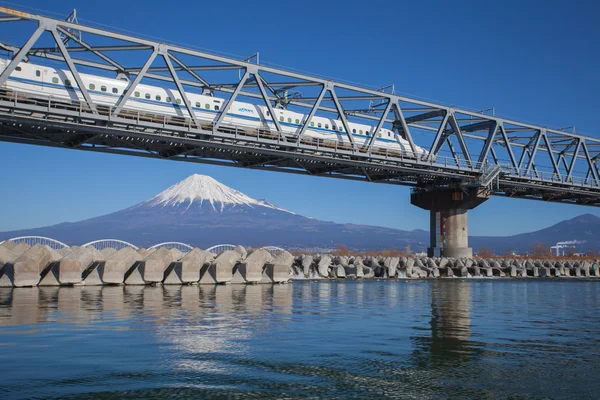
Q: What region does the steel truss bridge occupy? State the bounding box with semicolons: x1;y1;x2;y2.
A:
0;7;599;206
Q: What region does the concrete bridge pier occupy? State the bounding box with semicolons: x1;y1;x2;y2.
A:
411;187;489;258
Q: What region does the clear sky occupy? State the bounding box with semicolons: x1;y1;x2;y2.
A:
1;0;599;236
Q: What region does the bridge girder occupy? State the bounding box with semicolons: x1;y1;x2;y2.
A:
0;6;598;207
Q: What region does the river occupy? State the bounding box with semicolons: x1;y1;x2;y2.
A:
0;280;598;399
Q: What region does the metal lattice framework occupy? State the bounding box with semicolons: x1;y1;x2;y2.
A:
83;239;138;251
205;244;236;256
0;236;69;249
0;7;599;206
148;241;193;253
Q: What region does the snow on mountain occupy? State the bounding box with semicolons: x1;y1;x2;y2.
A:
146;174;293;214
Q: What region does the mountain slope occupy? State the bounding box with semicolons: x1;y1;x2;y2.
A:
470;214;600;253
0;174;428;250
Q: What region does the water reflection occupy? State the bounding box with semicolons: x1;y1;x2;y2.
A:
0;284;294;327
0;281;599;399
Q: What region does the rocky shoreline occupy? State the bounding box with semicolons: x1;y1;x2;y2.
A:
0;241;598;288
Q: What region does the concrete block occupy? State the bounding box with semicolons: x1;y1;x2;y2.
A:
10;242;31;258
12;244;54;287
517;268;527;277
317;255;332;277
82;261;105;285
572;267;582;277
164;248;213;284
0;247;17;287
0;240;16;251
468;265;481;277
137;248;149;258
384;257;399;278
102;247;143;284
100;247;118;259
539;267;552;277
362;266;374;278
272;251;294;269
332;265;346;278
233;245;247;259
53;246;102;285
492;268;504;277
232;248;273;284
199;250;240;284
261;263;290;283
301;255;313;277
57;247;72;257
142;248;173;283
169;248;184;262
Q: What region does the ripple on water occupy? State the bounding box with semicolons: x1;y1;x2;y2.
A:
0;280;599;399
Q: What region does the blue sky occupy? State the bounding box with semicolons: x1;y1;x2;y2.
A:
1;0;599;236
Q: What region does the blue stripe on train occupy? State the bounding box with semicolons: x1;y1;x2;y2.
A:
7;75;399;144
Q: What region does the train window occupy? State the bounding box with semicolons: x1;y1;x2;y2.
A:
378;133;382;138
65;79;72;86
15;66;22;71
339;126;344;131
295;119;300;124
52;77;59;84
287;117;292;123
317;123;322;128
195;102;200;107
89;83;95;90
310;122;314;127
325;124;329;129
205;104;210;109
176;99;182;104
279;116;284;122
215;105;220;111
352;129;356;134
156;95;161;101
101;85;107;92
112;88;118;94
35;70;41;77
167;97;172;103
359;130;363;134
134;91;140;97
144;93;150;99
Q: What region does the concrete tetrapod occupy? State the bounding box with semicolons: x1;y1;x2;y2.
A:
125;247;173;285
199;249;240;284
301;255;314;277
39;246;103;286
261;251;294;284
232;249;273;284
317;255;332;278
0;246;17;287
164;248;214;284
11;244;56;287
101;247;143;284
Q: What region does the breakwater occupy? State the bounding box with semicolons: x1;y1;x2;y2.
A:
0;240;598;287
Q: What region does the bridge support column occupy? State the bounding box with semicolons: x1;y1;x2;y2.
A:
412;187;489;258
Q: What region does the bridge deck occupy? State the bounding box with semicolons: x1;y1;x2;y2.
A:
0;5;599;207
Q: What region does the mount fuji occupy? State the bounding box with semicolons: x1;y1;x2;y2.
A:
0;174;427;250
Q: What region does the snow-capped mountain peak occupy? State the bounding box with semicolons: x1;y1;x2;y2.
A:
147;174;293;213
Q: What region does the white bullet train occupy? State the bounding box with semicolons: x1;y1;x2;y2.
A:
0;58;426;155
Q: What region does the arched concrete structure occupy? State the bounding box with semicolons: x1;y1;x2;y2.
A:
0;236;69;250
205;244;236;256
83;239;139;251
148;242;194;253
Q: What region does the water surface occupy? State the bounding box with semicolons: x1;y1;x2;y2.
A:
0;280;599;399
